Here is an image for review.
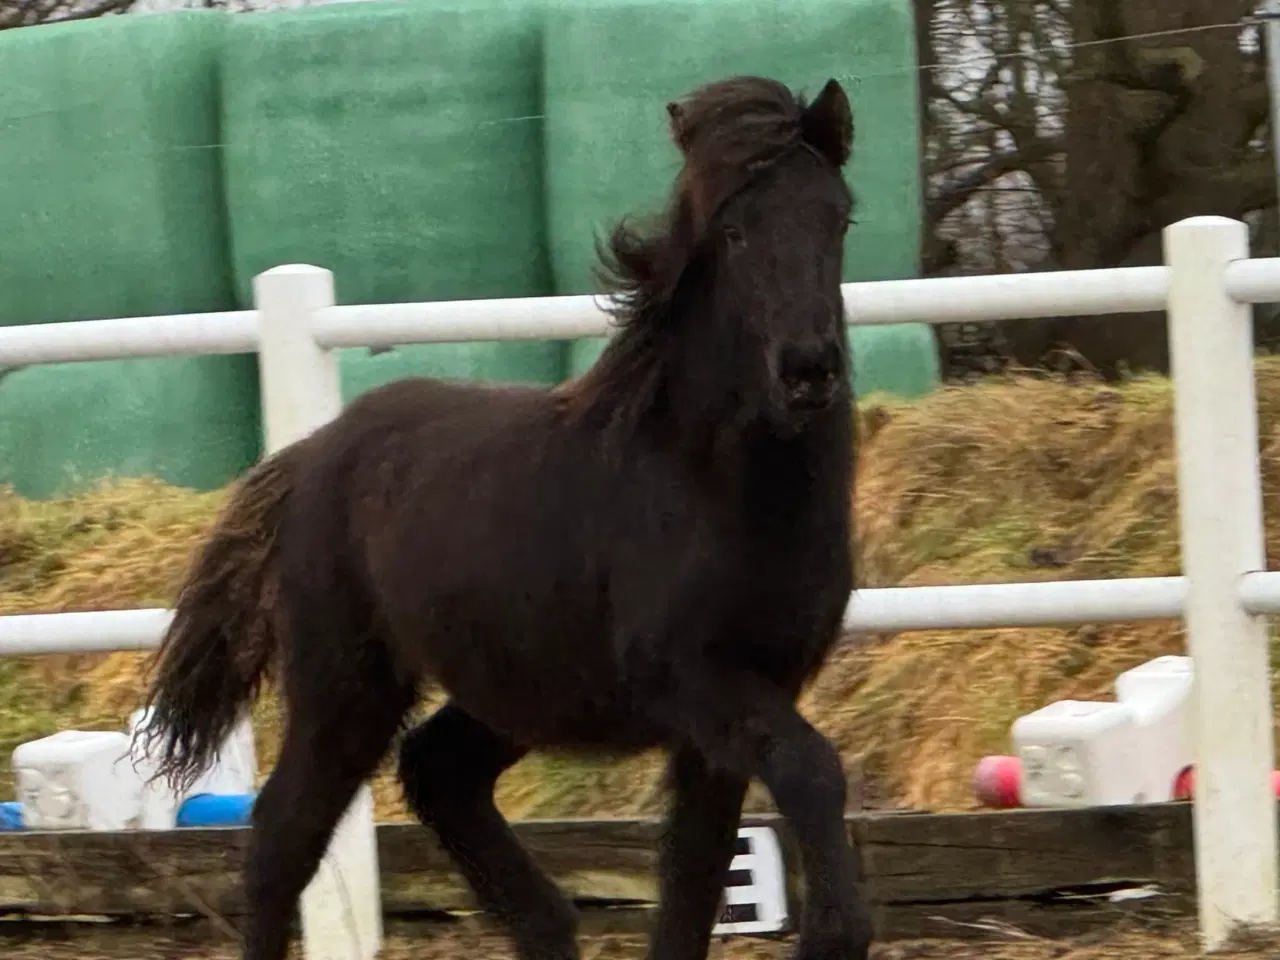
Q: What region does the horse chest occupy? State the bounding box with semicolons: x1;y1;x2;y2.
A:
698;522;851;680
735;557;847;634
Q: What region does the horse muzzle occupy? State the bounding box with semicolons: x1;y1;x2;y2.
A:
781;370;840;414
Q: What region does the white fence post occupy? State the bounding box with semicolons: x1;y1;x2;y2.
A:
254;264;343;451
254;264;382;960
1164;216;1278;949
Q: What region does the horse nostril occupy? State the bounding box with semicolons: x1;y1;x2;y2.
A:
778;341;841;393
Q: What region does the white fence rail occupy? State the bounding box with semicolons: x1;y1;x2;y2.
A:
2;215;1279;955
8;253;1280;365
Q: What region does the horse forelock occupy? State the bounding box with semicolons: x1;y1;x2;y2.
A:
602;78;810;313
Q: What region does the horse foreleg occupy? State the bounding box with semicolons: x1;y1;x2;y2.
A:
398;703;579;960
673;670;871;960
647;744;749;960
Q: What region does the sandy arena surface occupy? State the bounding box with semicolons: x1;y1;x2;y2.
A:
4;921;1280;960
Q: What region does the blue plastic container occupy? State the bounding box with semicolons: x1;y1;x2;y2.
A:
176;793;256;828
0;801;23;831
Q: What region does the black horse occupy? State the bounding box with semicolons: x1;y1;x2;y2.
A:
141;74;868;960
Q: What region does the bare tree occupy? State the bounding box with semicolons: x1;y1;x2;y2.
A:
919;0;1270;378
1;0;332;29
0;0;134;29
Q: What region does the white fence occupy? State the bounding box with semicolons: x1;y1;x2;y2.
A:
2;215;1280;954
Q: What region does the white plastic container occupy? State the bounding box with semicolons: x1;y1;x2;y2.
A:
126;707;258;830
1115;655;1194;802
13;730;142;831
1012;699;1145;807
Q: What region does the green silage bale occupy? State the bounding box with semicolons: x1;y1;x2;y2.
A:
220;0;567;398
0;11;260;498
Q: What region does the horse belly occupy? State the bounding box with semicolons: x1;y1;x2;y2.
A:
406;606;661;752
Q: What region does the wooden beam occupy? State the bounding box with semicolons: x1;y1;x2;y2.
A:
855;803;1196;939
0;805;1206;941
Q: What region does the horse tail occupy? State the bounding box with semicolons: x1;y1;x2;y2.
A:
138;443;303;794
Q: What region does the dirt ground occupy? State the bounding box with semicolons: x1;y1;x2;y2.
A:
4;922;1280;960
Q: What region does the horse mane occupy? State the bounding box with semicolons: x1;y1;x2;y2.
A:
556;77;816;431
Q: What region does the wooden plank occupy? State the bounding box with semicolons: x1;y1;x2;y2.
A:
0;826;247;920
378;818;664;911
0;804;1214;941
872;895;1190;942
855;804;1197;940
857;803;1196;900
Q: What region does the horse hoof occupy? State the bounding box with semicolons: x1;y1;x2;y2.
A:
795;932;871;960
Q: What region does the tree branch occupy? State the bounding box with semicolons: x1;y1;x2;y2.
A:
41;0;133;22
1203;152;1276;219
0;0;134;30
927;137;1062;226
1237;64;1270;145
939;85;1008;132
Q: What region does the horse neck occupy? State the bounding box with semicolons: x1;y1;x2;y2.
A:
654;294;856;518
736;408;855;528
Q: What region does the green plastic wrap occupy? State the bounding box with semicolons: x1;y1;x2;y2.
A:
220;0;567;394
0;11;260;498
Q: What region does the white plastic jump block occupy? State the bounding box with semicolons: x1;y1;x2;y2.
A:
13;730;143;831
127;707;258;829
9;711;259;834
1011;655;1194;808
1114;655;1193;803
712;826;789;936
1013;700;1143;806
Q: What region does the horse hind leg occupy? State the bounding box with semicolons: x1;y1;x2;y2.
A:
398;703;579;960
241;622;416;960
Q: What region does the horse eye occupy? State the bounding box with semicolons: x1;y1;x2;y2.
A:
723;224;746;246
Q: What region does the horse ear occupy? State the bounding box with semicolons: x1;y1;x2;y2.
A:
801;78;853;168
666;101;689;150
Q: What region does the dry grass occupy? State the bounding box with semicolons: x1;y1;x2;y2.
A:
6;359;1280;818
